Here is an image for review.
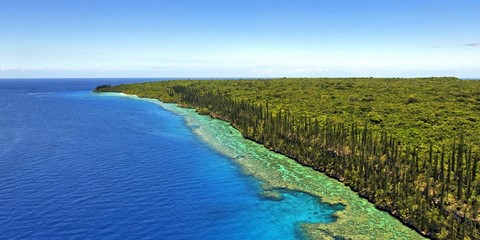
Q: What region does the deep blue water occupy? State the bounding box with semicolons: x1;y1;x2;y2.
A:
0;79;341;239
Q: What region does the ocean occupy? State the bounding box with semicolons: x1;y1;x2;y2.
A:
0;79;342;239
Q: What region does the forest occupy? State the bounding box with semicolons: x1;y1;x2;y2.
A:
96;77;480;239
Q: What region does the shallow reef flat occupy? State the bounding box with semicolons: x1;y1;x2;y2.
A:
157;102;425;240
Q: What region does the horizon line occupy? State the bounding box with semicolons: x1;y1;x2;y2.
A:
1;76;478;80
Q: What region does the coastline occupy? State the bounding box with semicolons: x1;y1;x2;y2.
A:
98;92;426;240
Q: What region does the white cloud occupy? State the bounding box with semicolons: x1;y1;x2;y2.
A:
464;42;480;47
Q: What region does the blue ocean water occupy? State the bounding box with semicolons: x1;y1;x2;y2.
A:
0;79;342;239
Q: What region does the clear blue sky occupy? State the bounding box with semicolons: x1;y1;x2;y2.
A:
0;0;479;78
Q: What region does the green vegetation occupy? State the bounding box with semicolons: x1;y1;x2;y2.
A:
96;77;480;239
94;84;111;91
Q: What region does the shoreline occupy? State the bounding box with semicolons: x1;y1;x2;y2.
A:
98;91;426;240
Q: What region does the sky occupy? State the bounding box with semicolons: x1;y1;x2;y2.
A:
0;0;479;78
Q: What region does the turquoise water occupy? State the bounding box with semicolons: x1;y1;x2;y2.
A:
0;79;343;239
